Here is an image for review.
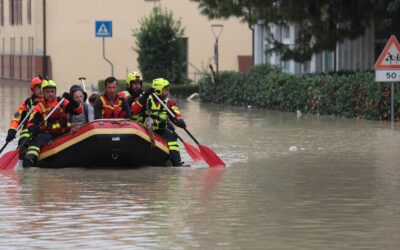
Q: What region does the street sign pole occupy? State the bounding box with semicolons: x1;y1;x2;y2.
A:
95;21;114;76
103;37;114;76
392;82;396;123
374;35;400;124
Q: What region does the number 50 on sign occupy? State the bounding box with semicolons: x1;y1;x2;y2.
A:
375;70;400;82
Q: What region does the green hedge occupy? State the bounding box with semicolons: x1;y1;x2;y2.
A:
198;64;398;120
98;80;198;98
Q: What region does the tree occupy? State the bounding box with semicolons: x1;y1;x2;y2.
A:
191;0;397;62
134;7;186;84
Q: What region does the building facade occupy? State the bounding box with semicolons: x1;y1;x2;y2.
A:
254;22;376;74
0;0;252;91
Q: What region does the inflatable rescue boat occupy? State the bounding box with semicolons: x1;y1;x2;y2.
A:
36;119;170;168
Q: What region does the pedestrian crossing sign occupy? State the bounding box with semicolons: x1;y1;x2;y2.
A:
95;21;112;37
375;35;400;69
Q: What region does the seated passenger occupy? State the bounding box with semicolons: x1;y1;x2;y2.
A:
89;93;100;107
94;77;131;119
69;85;92;129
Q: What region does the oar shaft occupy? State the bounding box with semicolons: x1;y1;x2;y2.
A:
44;98;65;122
16;98;65;150
183;128;200;145
79;77;90;105
16;106;34;131
152;94;201;144
152;94;176;118
0;106;34;155
0;141;10;154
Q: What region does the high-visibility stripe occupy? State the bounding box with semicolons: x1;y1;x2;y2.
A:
168;141;180;152
20;129;30;138
27;146;41;157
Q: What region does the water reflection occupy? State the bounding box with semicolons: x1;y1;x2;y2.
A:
1;83;400;249
0;80;30;131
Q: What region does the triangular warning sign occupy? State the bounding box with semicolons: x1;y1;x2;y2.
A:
375;35;400;69
97;24;110;35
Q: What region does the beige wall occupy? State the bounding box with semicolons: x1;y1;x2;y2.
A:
0;0;41;54
1;0;251;92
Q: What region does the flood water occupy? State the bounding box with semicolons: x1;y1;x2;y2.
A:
1;81;400;249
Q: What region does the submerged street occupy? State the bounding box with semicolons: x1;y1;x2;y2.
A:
1;82;400;249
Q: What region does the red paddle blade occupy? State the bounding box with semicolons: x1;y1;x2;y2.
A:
198;144;225;168
0;150;19;170
182;141;203;162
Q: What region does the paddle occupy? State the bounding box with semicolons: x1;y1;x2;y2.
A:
0;107;35;155
152;93;225;167
78;77;90;105
0;98;65;170
174;132;204;162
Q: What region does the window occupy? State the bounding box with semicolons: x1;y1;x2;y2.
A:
303;61;311;73
17;0;22;25
282;60;291;72
323;51;334;72
10;0;15;25
264;43;271;64
0;0;4;26
283;25;290;40
9;0;22;25
27;0;31;24
10;37;15;77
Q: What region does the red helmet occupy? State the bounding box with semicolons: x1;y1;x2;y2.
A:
31;76;42;91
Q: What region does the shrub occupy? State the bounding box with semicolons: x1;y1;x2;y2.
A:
134;7;186;85
198;65;400;120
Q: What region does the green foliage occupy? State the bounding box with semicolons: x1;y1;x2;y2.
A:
134;7;186;84
192;0;397;62
199;64;400;120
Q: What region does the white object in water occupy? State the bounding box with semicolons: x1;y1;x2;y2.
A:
289;145;299;152
247;105;252;109
296;110;302;118
187;93;199;101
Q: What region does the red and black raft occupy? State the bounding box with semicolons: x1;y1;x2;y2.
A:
36;119;170;168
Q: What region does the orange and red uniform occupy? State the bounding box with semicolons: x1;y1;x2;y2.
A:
94;94;131;119
27;97;83;135
9;96;42;131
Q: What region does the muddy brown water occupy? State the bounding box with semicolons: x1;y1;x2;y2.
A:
1;81;400;249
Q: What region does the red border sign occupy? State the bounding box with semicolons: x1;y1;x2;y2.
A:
375;35;400;69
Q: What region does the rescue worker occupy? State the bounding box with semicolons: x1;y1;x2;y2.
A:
23;80;83;167
94;76;131;119
119;71;144;105
131;78;186;166
119;71;145;123
6;76;43;159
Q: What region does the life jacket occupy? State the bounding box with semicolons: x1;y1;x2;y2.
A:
145;95;169;130
9;95;42;130
119;90;146;123
99;95;127;118
37;97;71;135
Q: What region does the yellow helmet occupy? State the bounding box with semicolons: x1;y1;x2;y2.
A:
126;71;143;87
41;80;57;91
152;78;170;95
